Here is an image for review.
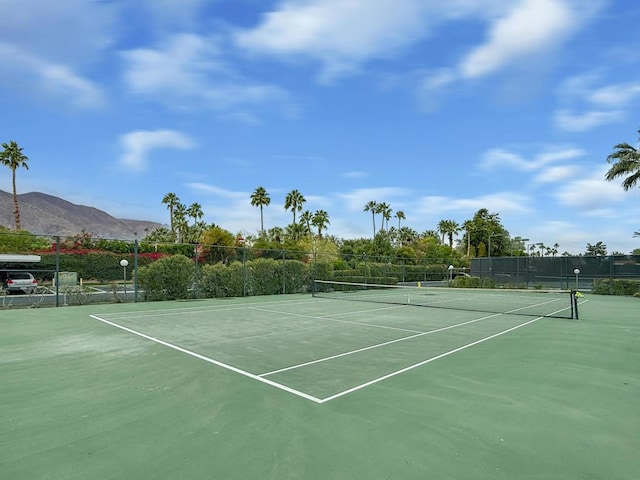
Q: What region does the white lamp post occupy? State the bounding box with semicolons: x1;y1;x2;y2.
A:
573;268;580;290
448;264;454;282
120;259;129;300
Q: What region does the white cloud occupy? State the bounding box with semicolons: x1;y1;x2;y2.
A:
553;109;623;132
460;0;574;78
337;187;412;213
553;166;626;210
416;192;531;216
121;34;288;111
0;43;105;109
588;82;640;107
480;147;584;172
420;0;604;101
533;165;580;183
119;130;196;172
0;0;117;65
234;0;432;81
553;74;640;132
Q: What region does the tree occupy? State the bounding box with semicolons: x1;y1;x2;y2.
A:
605;129;640;191
284;189;306;224
299;210;313;234
161;192;180;240
250;186;271;235
586;242;607;256
312;210;330;237
376;202;391;233
1;141;29;230
395;210;406;231
605;130;640;237
187;202;203;226
173;202;188;243
461;209;508;257
286;222;306;241
363;201;378;238
438;219;460;248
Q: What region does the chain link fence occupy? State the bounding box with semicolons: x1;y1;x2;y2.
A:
471;255;640;293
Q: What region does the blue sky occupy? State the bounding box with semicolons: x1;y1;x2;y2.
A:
1;0;639;254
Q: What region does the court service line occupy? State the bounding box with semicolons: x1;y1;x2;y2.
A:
318;314;548;403
89;314;324;404
258;312;503;377
247;305;426;334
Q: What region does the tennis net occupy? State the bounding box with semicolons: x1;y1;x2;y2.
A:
312;280;578;319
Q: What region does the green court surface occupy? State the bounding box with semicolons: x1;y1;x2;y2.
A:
1;292;638;479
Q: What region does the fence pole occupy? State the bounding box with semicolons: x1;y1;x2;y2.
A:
55;236;60;307
133;238;139;303
282;249;286;294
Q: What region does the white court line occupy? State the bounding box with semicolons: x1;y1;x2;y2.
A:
259;312;503;377
98;298;317;319
318;315;545;403
248;305;425;334
90;299;578;404
89;314;324;404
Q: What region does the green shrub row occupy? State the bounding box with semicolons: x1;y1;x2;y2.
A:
450;276;496;289
137;256;313;301
36;252;157;282
592;279;640;296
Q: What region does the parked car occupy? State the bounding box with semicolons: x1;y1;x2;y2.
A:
4;272;38;294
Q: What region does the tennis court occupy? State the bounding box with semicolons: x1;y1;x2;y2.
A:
2;287;638;479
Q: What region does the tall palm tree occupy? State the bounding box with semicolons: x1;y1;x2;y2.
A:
173;203;188;243
376;202;391;233
605;129;640;191
284;189;306;224
1;141;29;230
395;210;405;230
250;186;271;235
363;201;378;238
438;220;460;248
161;192;180;239
462;220;474;257
312;210;330;237
187;202;203;225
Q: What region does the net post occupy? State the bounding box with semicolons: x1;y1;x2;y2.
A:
571;290;579;320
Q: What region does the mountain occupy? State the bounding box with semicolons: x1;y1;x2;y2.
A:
0;190;163;240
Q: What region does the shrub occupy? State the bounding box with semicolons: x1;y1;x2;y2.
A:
137;255;194;301
592;279;640;296
450;276;495;289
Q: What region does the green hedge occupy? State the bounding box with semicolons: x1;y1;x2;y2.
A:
137;255;195;301
36;252;157;282
592;279;640;296
450;276;496;289
199;258;311;298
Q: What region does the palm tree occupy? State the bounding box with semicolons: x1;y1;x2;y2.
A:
250;186;271;235
173;203;188;243
286;222;306;241
187;202;203;225
161;192;180;239
605;129;640;191
312;210;330;237
462;220;471;256
284;189;306;224
395;210;405;230
363;201;378;238
376;202;391;233
437;219;460;248
299;210;313;233
586;241;607;256
1;141;29;230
